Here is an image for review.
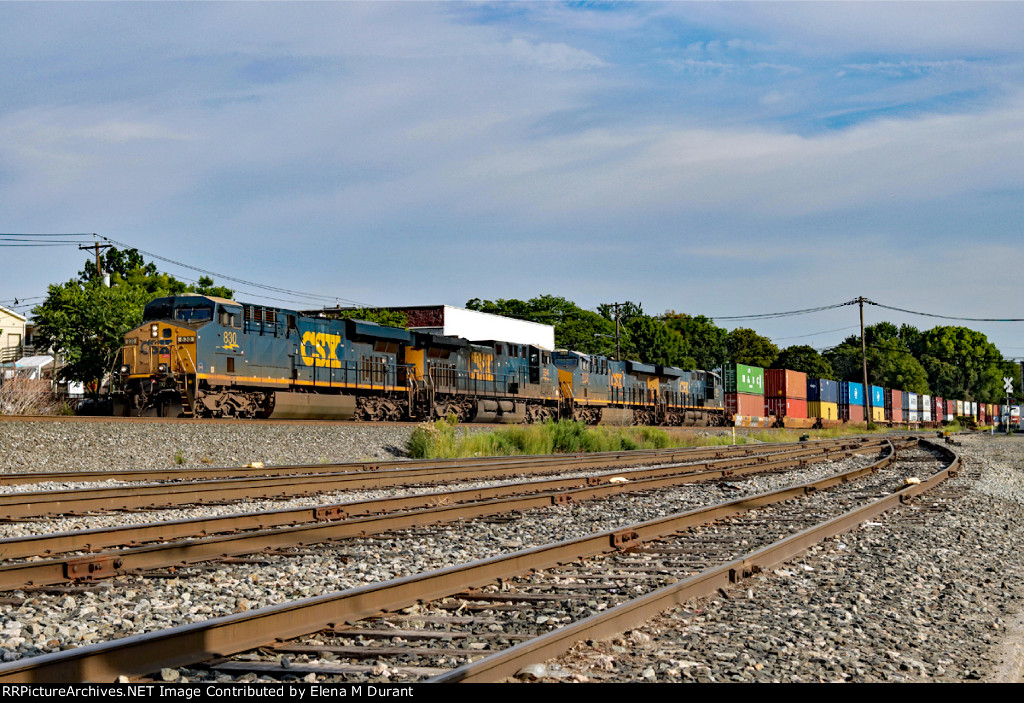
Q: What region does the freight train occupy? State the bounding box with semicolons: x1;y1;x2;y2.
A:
110;294;724;424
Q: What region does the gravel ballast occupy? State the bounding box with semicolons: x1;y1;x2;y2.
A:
0;420;1020;683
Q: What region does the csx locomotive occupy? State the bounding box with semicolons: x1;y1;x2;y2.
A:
111;294;724;424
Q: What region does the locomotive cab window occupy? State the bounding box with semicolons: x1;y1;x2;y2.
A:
174;304;213;323
218;306;242;329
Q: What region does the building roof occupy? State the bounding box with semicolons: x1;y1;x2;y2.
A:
0;304;26;322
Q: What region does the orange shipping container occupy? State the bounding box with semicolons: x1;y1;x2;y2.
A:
765;369;808;399
726;392;764;417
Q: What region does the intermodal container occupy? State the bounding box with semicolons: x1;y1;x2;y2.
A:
956;400;964;415
904;393;918;411
765;397;808;419
842;404;865;422
840;382;865;406
726;392;764;417
806;378;839;403
889;389;903;421
870;385;884;408
724;364;764;395
807;401;838;421
922;410;932;422
765;369;807;399
871;406;885;422
908;411;919;423
934;397;943;418
921;395;931;414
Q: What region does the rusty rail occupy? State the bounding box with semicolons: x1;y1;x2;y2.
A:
0;439;881;519
0;438;939;682
432;438;960;682
0;440;894;590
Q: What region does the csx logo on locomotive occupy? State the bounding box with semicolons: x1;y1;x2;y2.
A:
300;331;342;368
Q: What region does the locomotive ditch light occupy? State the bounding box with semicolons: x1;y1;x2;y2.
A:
157;363;168;374
119;365;130;375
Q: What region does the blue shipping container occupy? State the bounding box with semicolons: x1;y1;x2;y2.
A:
871;385;884;407
806;378;839;403
840;381;865;406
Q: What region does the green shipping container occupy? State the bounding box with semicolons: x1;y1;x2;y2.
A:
724;363;765;395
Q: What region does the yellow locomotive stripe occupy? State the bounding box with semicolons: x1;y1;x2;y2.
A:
196;373;405;393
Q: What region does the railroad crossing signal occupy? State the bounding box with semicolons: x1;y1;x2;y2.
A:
1004;377;1014;394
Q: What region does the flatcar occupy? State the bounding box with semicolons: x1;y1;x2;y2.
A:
110;294;725;424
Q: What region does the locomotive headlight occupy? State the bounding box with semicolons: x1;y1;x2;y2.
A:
151;324;159;338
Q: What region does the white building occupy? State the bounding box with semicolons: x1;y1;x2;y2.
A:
317;305;556;351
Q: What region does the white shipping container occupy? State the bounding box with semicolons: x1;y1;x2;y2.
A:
908;411;919;422
908;394;918;411
922;411;932;422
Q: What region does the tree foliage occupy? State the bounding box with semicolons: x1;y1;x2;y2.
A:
661;312;729;371
726;327;779;368
825;323;930;394
34;248;234;389
771;345;835;380
33;280;154;388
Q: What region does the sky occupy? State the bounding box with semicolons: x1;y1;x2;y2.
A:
2;2;1023;360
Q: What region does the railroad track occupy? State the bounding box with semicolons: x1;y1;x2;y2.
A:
0;438;894;590
0;438;877;518
0;437;959;682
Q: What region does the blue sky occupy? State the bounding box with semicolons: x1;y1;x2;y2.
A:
2;2;1024;358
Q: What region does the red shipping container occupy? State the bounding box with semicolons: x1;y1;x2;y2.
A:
765;397;807;418
890;390;902;421
935;397;943;417
842;404;865;422
726;392;764;417
765;369;808;399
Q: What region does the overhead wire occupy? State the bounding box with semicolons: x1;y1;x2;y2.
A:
95;235;374;308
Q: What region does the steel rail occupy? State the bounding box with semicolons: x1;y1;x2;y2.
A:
431;438;960;682
0;441;894;589
0;440;847;486
0;439;912;682
0;438;886;560
0;439;876;519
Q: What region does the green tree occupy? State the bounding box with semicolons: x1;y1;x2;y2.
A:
661;312;728;370
771;345;835;380
825;324;930;394
915;326;1006;401
726;327;779;368
35;250;234;390
32;280;154;390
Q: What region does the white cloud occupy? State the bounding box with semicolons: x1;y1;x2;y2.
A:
502;37;605;71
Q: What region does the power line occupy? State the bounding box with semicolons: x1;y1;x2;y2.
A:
772;324;861;342
713;301;853;321
866;299;1024;323
97;236;374;308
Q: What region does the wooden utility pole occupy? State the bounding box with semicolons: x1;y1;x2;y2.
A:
858;296;870;419
78;241;111;280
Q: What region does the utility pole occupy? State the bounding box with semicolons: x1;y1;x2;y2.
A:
608;302;624;361
79;240;111;280
858;296;870;421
